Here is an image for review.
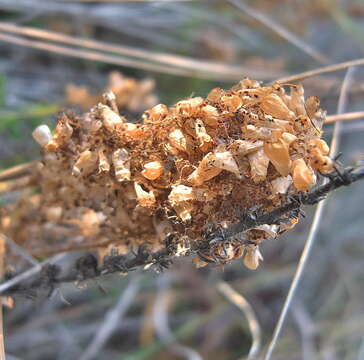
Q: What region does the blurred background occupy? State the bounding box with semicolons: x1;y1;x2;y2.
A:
1;1;364;359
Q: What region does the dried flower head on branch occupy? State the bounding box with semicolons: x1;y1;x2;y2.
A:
1;76;364;296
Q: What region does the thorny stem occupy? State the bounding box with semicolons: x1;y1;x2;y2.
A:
1;163;364;298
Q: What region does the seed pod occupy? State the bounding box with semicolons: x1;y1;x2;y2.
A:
168;185;196;221
121;123;145;139
72;150;98;176
271;176;292;194
207;88;224;102
243;245;263;270
201;105;219;126
261;93;295;120
112;148;130;182
188;152;222;185
145;103;169;123
98;104;124;131
98;148;110;173
248;148;270;182
213;146;240;174
176;97;203;117
221;94;242;112
195;119;213;151
264;132;297;176
45;206;63;222
168;185;195;204
291;158;315;191
32;125;52;147
134;183;156;207
169;128;188;153
141;161;164;180
288;84;306;116
231;140;263;156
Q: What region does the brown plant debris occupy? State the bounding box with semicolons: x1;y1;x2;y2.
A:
65;71;158;113
1;79;335;271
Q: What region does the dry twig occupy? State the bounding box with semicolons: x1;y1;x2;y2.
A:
217;281;261;359
79;275;141;360
228;0;328;64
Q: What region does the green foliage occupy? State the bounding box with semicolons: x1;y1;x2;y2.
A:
0;104;59;138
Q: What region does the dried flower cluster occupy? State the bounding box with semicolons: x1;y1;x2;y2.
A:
65;71;158;113
1;79;332;270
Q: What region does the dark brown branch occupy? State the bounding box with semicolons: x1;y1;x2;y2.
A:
2;163;363;298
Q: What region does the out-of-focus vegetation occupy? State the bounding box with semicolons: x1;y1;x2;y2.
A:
1;1;364;360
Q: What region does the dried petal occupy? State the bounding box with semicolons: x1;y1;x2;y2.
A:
221;94;242;112
121;123;145;139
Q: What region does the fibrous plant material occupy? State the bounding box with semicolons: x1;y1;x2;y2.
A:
1;78;334;270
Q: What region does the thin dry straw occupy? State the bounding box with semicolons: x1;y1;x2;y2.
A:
326;111;364;124
0;22;253;77
217;281;261;360
0;253;67;295
153;274;202;360
0;234;38;267
0;23;280;80
228;0;329;64
79;275;141;360
264;66;356;360
276;58;364;83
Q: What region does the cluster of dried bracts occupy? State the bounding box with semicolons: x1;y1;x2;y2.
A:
0;78;333;270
